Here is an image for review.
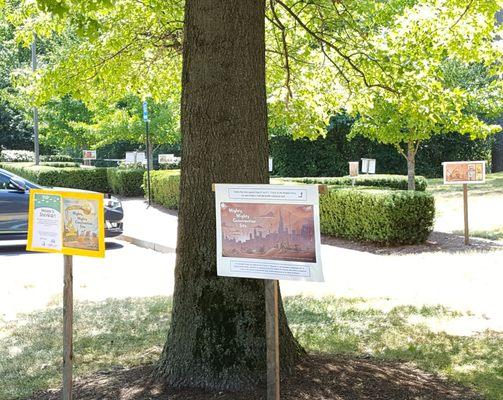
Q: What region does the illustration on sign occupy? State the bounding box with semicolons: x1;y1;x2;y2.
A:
63;198;100;251
221;203;316;263
443;161;485;184
349;161;359;177
27;189;105;257
82;150;96;160
215;184;323;282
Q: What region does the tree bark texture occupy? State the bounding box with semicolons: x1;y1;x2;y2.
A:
156;0;303;390
407;141;416;191
492;131;503;173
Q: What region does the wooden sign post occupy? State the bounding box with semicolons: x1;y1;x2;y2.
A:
463;184;469;245
442;161;486;246
265;280;280;400
63;255;74;400
26;189;106;398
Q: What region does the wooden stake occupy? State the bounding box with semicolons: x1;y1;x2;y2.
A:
63;255;73;400
265;279;280;400
463;183;469;245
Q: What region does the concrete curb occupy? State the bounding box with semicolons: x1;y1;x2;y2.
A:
117;235;176;254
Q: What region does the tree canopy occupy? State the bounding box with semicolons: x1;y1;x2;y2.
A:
4;0;502;147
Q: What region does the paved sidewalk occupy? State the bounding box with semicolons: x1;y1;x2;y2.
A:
119;198;178;253
117;197;503;333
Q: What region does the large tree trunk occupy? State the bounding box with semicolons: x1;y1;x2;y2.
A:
406;141;416;191
156;0;303;390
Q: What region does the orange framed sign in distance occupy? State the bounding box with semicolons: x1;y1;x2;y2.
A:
26;189;105;258
442;161;486;185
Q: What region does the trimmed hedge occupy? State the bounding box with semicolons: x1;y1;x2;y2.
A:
41;154;74;162
320;187;435;245
0;163;110;193
107;168;145;197
144;170;180;209
40;162;79;168
284;174;428;191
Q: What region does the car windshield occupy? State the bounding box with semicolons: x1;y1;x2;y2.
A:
0;168;41;189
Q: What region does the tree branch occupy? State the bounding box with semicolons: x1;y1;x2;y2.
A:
270;0;293;105
275;0;398;94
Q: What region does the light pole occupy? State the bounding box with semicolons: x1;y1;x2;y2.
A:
32;34;40;165
143;101;152;206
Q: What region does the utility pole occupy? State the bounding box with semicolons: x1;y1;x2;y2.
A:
32;34;40;165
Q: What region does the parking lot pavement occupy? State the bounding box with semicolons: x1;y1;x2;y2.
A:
0;240;176;321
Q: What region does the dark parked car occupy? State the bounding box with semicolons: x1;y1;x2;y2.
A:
0;168;123;240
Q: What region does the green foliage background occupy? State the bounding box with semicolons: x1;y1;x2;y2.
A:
270;113;494;178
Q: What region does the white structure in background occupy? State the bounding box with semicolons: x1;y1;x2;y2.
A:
158;154;181;165
361;158;376;174
125;151;147;165
268;157;273;172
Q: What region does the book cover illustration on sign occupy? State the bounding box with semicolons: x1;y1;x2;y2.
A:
220;202;316;263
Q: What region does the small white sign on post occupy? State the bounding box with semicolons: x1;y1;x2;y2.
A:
125;151;147;165
268;157;273;172
82;150;96;160
361;158;376;174
158;154;181;165
442;161;486;184
442;160;486;246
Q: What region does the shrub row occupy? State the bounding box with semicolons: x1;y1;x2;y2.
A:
40;162;80;168
0;150;74;163
140;171;434;245
283;174;428;191
144;170;180;209
320;188;435;245
107;168;145;197
0;163;110;193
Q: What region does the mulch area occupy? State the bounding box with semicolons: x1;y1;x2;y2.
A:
27;354;482;400
321;231;503;255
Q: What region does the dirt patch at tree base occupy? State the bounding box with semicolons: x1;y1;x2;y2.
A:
27;354;482;400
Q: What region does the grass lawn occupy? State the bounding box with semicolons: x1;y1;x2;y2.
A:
0;296;501;400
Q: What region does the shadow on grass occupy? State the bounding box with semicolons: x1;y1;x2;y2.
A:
1;296;501;400
0;297;171;400
285;297;503;400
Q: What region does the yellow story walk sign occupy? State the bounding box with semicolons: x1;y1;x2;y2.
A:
26;188;105;258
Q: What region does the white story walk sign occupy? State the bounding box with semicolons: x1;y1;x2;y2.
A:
215;184;324;282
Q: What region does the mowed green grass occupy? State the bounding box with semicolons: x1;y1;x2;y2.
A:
0;296;501;400
427;171;503;197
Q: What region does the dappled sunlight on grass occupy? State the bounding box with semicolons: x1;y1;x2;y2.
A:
284;296;503;400
1;295;501;400
0;297;171;400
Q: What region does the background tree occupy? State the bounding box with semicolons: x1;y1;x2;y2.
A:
263;0;503;190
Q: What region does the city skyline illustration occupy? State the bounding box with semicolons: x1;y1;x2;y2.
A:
221;202;316;263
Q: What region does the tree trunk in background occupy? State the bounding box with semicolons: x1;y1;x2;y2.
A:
492;129;503;173
407;141;416;191
156;0;303;390
493;10;503;172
